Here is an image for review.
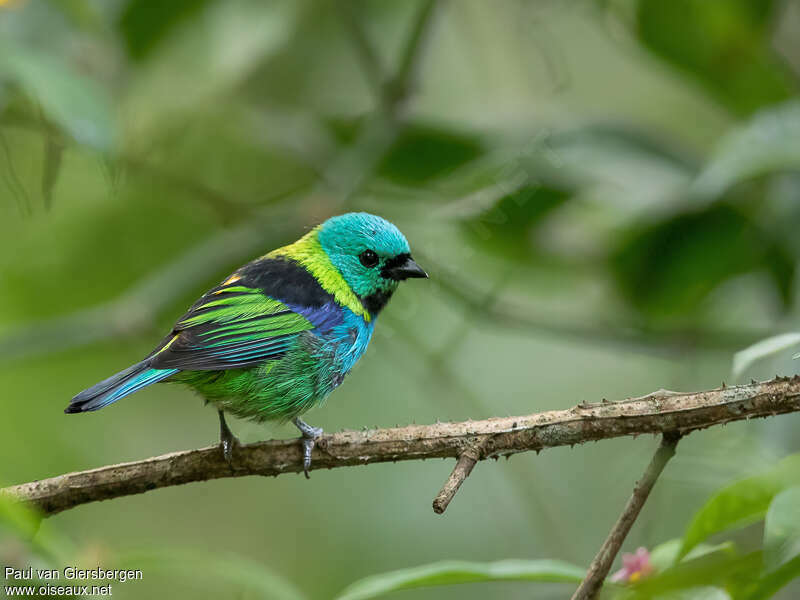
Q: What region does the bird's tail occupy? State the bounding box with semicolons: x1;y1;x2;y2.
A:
65;360;178;413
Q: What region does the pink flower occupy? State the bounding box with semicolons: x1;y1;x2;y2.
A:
610;547;654;583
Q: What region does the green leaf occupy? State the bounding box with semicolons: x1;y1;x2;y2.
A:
626;550;762;599
636;0;793;115
0;42;116;151
335;559;585;600
0;493;72;562
434;123;692;241
679;454;800;560
611;203;795;317
635;588;732;600
649;539;736;572
544;124;697;195
732;333;800;379
0;493;42;541
763;486;800;571
377;123;484;184
617;540;737;600
692;101;800;200
119;0;215;60
122;0;296;139
740;554;800;600
118;549;307;600
464;183;572;257
673;588;732;600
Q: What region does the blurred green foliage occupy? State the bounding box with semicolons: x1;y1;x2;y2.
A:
119;0;215;60
377;124;484;183
636;0;796;114
611;203;795;318
2;0;800;598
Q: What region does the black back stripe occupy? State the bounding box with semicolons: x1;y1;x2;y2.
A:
239;257;336;308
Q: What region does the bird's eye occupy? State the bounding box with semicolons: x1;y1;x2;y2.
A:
359;250;379;268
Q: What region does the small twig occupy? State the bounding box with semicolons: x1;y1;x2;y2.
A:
432;442;485;514
382;0;440;112
0;129;32;215
336;0;387;104
571;432;682;600
3;378;799;517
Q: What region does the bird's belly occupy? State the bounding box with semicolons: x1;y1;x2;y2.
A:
179;324;371;422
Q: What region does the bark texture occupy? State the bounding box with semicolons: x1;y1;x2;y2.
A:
3;377;799;517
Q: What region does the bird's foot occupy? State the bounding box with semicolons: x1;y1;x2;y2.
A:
218;410;240;465
221;433;240;464
292;417;323;479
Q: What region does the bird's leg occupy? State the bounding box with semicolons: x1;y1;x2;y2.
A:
218;410;240;464
292;417;323;479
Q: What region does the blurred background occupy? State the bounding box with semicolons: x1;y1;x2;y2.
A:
2;0;800;598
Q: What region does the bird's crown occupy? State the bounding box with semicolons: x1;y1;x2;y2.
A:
318;213;410;265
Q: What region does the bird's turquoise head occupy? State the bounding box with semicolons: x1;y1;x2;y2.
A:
317;212;427;315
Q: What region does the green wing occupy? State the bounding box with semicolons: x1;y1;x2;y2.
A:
149;285;315;371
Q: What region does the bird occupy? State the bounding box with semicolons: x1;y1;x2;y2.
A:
65;212;427;476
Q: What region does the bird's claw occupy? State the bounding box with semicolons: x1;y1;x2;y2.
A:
293;418;323;478
221;434;240;464
300;437;316;478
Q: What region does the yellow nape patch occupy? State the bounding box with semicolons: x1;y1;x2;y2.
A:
268;228;370;321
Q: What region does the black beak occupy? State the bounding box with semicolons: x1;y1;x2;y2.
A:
383;255;428;281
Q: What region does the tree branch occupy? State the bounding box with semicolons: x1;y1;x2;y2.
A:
390;0;439;107
3;377;799;517
571;432;681;600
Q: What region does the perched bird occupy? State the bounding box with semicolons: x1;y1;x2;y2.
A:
66;213;427;475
